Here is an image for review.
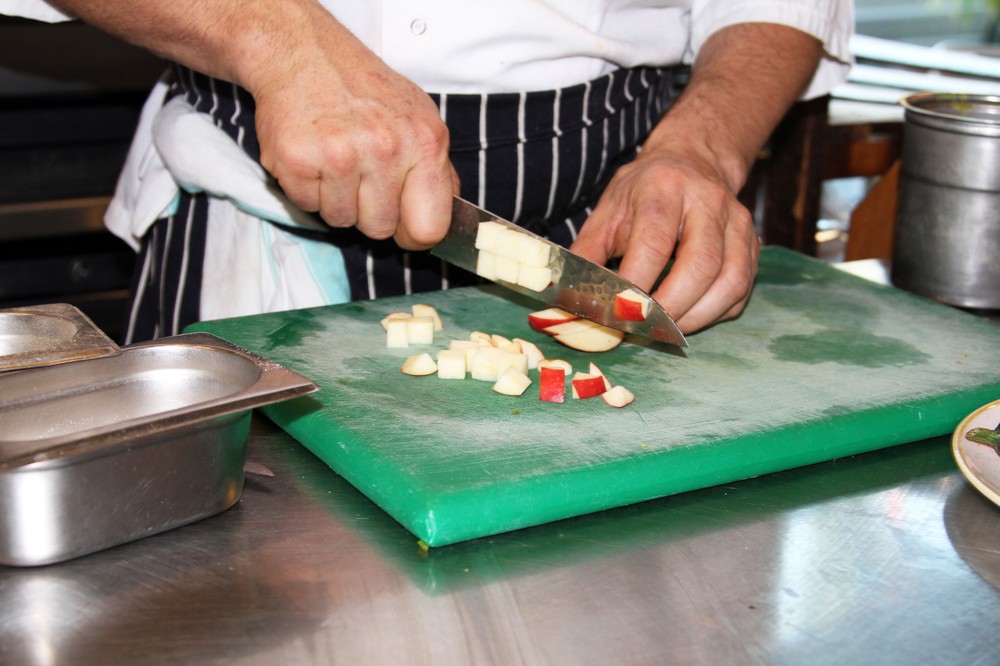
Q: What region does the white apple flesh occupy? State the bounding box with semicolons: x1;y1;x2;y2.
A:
546;320;625;352
493;368;532;396
602;385;635;408
400;352;437;376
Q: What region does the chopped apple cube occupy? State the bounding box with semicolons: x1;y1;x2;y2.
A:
406;317;435;345
471;347;506;382
494;228;524;259
436;349;467;379
571;372;608;399
469;331;493;346
494;255;520;283
400;352;437;376
503;351;529;376
380;311;412;331
539;365;566;403
588;362;613;391
517;265;552;292
412;303;443;331
491;334;513;348
614;288;651;321
517;235;551;268
386;318;409;348
475;221;505;251
493;367;532;396
476;250;498;280
602;385;635;408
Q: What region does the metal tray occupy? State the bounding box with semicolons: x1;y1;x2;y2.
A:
0;332;319;566
0;303;120;372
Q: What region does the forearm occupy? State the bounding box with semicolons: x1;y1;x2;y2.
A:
45;0;365;98
643;22;823;193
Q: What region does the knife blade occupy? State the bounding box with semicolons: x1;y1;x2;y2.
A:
430;197;687;347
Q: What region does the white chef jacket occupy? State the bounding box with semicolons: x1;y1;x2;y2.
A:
1;0;853;328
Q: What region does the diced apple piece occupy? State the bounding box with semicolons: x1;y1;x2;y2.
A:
548;320;625;352
476;249;497;281
471;347;506;382
503;351;529;376
538;358;572;374
380;311;412;331
494;228;524;259
491;334;513;348
401;352;437;376
513;338;544;369
449;339;476;352
475;221;505;252
386;318;409;348
614;288;651;321
517;235;551;268
494;255;520;283
493;367;532;396
470;331;493;345
517;265;553;292
527;308;579;333
571;372;608;399
412;303;443;331
406;316;435;345
588;362;613;391
539;365;566;403
602;385;635;408
436;349;467;379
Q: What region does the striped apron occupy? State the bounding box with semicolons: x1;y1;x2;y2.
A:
123;63;685;343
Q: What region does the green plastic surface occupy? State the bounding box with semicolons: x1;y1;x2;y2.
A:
189;248;1000;546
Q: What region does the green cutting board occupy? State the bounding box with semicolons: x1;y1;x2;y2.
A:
189;247;1000;546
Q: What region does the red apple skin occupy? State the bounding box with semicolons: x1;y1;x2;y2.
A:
571;373;607;399
539;366;566;403
527;308;578;333
613;293;648;321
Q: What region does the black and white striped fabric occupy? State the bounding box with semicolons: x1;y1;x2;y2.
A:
123;63;684;343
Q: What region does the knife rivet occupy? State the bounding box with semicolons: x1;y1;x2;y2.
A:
410;18;427;35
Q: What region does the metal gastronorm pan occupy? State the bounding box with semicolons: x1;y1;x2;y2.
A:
0;332;319;566
0;303;120;372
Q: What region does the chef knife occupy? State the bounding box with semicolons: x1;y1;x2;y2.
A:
430;197;687;347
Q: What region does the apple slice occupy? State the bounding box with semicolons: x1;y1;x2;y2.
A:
401;352;437;376
527;307;579;333
571;372;608;399
491;333;513;349
614;288;651;321
602;385;635;408
493;368;532;396
547;319;625;352
539;365;566;403
411;303;443;331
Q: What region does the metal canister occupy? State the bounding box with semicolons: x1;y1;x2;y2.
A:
892;93;1000;309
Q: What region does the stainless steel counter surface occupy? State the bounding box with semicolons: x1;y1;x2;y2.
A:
2;414;999;665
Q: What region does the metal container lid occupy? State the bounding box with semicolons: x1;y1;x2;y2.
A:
901;92;1000;138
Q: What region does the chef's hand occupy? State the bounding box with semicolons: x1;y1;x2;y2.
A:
570;146;759;334
250;15;459;250
571;22;822;334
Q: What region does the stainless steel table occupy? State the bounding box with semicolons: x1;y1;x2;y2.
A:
2;413;1000;665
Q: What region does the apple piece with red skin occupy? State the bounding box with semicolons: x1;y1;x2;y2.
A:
545;319;625;352
602;385;635;408
613;288;651;321
571;372;608;399
537;358;572;374
538;365;566;403
588;362;613;391
513;338;545;369
527;308;579;333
